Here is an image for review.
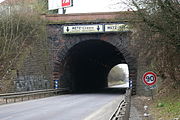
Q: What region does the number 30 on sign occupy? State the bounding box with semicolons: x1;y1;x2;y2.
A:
143;72;157;86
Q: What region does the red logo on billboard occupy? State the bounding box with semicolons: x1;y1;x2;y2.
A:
62;0;72;8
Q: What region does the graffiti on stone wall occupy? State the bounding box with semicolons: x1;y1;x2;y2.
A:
14;75;50;92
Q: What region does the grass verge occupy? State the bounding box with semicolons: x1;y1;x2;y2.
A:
150;86;180;120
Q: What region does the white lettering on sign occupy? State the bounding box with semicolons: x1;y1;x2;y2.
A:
62;0;69;4
105;24;130;32
62;0;72;8
63;25;103;34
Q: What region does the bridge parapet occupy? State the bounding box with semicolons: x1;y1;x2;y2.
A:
44;11;135;24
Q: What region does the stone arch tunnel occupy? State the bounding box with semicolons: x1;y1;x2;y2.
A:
51;32;137;94
46;12;137;94
61;40;126;92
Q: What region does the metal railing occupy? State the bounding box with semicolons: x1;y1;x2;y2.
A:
110;89;131;120
0;88;69;105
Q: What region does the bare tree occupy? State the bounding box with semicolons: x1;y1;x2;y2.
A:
0;0;50;93
129;0;180;85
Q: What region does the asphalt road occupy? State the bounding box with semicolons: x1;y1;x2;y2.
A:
110;82;129;88
0;93;124;120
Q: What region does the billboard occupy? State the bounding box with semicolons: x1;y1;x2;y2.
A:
48;0;73;10
48;0;61;10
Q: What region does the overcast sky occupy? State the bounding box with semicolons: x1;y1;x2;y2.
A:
0;0;4;3
48;0;132;14
66;0;130;14
0;0;132;13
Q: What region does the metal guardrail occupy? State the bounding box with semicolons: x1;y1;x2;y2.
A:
110;89;131;120
0;88;69;104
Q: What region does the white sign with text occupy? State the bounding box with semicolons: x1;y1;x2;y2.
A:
63;24;104;34
105;24;130;32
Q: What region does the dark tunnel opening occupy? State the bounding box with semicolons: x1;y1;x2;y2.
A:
61;40;127;92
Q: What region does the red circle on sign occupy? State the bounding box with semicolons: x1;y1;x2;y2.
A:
143;72;157;86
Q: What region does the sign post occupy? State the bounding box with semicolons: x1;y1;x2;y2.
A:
143;71;157;100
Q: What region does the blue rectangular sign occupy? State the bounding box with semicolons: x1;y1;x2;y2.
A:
54;80;59;89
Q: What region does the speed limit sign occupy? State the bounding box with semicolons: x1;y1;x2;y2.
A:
143;72;157;86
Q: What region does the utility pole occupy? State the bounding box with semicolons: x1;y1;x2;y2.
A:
62;8;66;14
58;8;66;14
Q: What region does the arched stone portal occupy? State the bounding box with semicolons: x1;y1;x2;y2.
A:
53;38;137;94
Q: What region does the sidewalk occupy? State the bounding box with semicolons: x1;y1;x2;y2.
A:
129;97;143;120
129;96;153;120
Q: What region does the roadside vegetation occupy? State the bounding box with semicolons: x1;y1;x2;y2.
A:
151;92;180;119
108;65;126;86
129;0;180;119
0;0;51;93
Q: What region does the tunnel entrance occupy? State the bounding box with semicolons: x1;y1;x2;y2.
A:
60;40;127;92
